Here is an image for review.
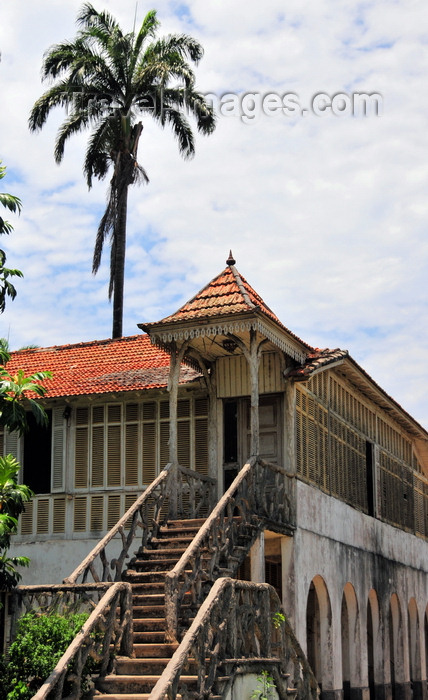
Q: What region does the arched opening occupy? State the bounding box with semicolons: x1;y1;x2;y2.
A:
389;594;404;700
407;599;422;699
307;582;321;683
425;609;428;684
306;575;333;694
341;583;359;700
367;590;381;700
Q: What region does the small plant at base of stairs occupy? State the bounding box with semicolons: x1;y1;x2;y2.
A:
272;611;286;629
251;670;278;700
0;610;92;700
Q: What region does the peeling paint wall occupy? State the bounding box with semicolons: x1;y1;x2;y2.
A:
291;480;428;696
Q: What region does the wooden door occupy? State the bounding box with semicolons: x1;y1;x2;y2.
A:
243;394;282;464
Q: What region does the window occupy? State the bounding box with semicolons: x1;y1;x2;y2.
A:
74;397;209;490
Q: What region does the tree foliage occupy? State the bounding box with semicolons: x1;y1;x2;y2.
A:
0;352;51;588
0;611;90;700
0;170;51;589
0;455;32;588
29;3;216;338
0;162;23;313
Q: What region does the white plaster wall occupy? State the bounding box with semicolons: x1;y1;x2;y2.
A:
9;538;117;585
291;480;428;692
296;480;428;571
223;673;280;700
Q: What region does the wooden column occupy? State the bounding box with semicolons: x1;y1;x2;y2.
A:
284;378;296;474
226;330;268;458
250;532;265;582
167;340;189;517
249;329;260;456
168;342;179;466
207;369;218;481
247;329;268;457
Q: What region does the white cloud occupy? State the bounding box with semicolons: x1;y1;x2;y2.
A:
0;0;428;427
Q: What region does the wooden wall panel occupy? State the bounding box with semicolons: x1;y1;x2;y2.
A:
217;352;282;398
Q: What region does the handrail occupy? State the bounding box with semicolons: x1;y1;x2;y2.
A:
165;456;294;640
169;456;256;579
149;578;319;700
64;462;216;585
30;581;133;700
170;457;292;572
65;464;173;583
177;463;216;484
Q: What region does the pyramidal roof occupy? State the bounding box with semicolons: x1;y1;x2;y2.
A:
141;253;310;350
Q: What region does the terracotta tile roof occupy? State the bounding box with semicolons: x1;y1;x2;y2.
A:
289;348;349;380
148;265;283;325
141;262;312;353
5;335;199;399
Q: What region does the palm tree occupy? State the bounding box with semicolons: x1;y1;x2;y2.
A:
29;3;215;338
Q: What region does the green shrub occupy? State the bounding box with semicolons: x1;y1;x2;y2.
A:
0;611;89;700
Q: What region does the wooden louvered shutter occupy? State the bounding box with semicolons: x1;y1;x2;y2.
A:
92;406;104;487
5;430;20;460
142;423;156;484
91;426;104;486
74;496;87;532
52;497;66;533
107;425;121;486
177;421;190;468
37;499;50;534
20;500;34;535
125;424;139;485
142;402;156;484
107;494;121;529
75;408;89;489
90;495;104;531
177;400;190;418
52;407;65;491
160;421;169;468
125;404;139;486
195;418;208;475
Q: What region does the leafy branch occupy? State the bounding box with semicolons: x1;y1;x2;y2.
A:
0;161;23;312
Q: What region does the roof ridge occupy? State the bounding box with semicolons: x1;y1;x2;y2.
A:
11;334;143;355
229;264;256;309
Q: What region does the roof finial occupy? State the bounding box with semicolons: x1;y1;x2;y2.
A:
226;250;236;266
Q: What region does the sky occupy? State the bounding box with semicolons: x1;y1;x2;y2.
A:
1;1;428;428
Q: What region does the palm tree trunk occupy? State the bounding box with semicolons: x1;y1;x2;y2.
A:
112;185;128;339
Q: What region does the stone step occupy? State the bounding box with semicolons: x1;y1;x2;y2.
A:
94;695;191;700
132;591;191;608
133;617;166;632
115;657;197;675
135;547;188;558
133;604;192;621
128;580;166;593
96;674;198;694
132;604;166;619
148;535;194;548
123;569;180;582
132;642;179;658
165;518;206;528
133;630;169;644
132;592;165;606
126;559;182;573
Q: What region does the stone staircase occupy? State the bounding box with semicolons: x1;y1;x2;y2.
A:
94;517;223;699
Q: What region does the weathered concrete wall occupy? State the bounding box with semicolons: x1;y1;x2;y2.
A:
9;538;118;585
223;673;280;700
290;480;428;699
